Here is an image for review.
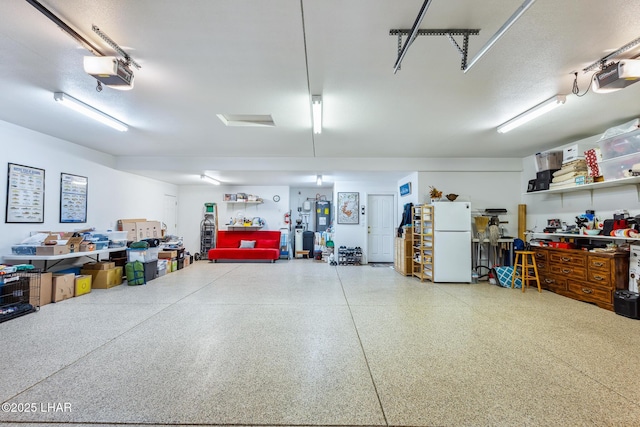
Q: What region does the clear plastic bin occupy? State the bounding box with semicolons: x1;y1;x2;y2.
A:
127;247;159;263
599;151;640;181
11;245;38;255
535;151;563;172
598;128;640;160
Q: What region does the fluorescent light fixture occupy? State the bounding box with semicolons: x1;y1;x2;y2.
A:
316;174;323;186
464;0;536;73
312;95;322;134
53;92;128;132
497;95;566;134
200;174;220;185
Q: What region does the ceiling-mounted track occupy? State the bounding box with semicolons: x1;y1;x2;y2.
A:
390;29;480;71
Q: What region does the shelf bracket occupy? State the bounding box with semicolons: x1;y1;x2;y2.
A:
390;29;480;71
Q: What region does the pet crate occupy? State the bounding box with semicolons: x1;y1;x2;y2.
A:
0;268;41;323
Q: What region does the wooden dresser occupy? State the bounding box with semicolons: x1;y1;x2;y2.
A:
394;234;413;276
533;247;629;311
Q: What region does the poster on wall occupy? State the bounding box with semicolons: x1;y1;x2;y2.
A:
6;163;45;223
60;173;88;223
337;192;359;224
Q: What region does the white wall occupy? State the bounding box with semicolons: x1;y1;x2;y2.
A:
177;185;290;256
397;172;419;220
0;120;177;258
418;171;522;237
333;180;398;264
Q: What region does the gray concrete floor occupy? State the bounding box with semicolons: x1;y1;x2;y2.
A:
1;260;640;427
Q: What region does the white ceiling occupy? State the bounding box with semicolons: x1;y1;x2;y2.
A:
1;0;640;186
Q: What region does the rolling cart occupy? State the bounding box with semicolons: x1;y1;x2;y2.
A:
198;203;217;261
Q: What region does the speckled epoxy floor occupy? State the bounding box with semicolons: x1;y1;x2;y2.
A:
1;260;640;426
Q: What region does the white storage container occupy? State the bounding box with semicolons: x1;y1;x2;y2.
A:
598;128;640;161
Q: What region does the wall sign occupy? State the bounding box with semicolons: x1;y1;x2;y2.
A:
60;173;88;223
337;192;359;224
6;163;45;223
399;182;411;196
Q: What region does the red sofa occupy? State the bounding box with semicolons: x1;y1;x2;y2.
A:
208;230;281;262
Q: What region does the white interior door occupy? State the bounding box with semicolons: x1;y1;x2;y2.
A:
367;194;395;263
163;194;177;236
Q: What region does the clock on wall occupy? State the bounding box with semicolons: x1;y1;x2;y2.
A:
273;195;280;202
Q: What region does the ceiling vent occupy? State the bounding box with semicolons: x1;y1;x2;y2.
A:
216;114;275;127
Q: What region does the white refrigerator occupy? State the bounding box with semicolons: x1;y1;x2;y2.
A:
432;201;472;283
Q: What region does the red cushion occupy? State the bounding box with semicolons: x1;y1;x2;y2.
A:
255;239;278;249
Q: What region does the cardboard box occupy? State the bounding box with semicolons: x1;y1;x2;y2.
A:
43;232;84;253
159;250;177;259
52;273;75;302
135;220;163;240
79;243;95;252
81;267;123;289
83;261;116;270
75;275;92;296
36;245;70;256
118;218;146;241
29;272;52;307
183;256;190;267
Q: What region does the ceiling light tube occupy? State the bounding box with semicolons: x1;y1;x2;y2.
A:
53;92;128;131
316;174;322;186
497;95;566;134
312;95;322;134
464;0;536;73
200;174;220;185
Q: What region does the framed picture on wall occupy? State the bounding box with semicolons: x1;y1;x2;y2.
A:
337;192;359;224
60;173;88;223
6;163;45;223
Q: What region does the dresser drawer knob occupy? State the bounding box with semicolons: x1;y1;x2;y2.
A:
544;278;555;284
582;288;593;294
593;262;604;267
561;257;571;262
593;275;604;281
562;269;572;274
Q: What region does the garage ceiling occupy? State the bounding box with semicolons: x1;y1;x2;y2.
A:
1;0;639;186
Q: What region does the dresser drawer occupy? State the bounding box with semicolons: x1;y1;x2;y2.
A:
567;281;612;305
535;261;548;274
588;256;611;273
540;274;567;292
550;264;586;280
550;252;586;267
534;250;548;263
586;270;612;288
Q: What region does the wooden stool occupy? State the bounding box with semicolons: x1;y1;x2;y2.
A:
512;251;541;293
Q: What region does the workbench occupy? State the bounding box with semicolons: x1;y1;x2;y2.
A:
3;247;124;272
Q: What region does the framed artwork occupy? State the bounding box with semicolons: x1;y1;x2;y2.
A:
399;182;411;196
6;163;45;223
337;192;359;224
60;173;88;223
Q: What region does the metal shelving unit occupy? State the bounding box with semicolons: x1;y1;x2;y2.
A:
199;203;217;260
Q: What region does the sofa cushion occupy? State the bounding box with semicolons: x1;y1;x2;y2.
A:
239;240;256;248
255;239;278;249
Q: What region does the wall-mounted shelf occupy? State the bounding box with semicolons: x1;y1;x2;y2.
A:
225;201;263;205
227;226;263;231
527;231;639;243
524;176;640;205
